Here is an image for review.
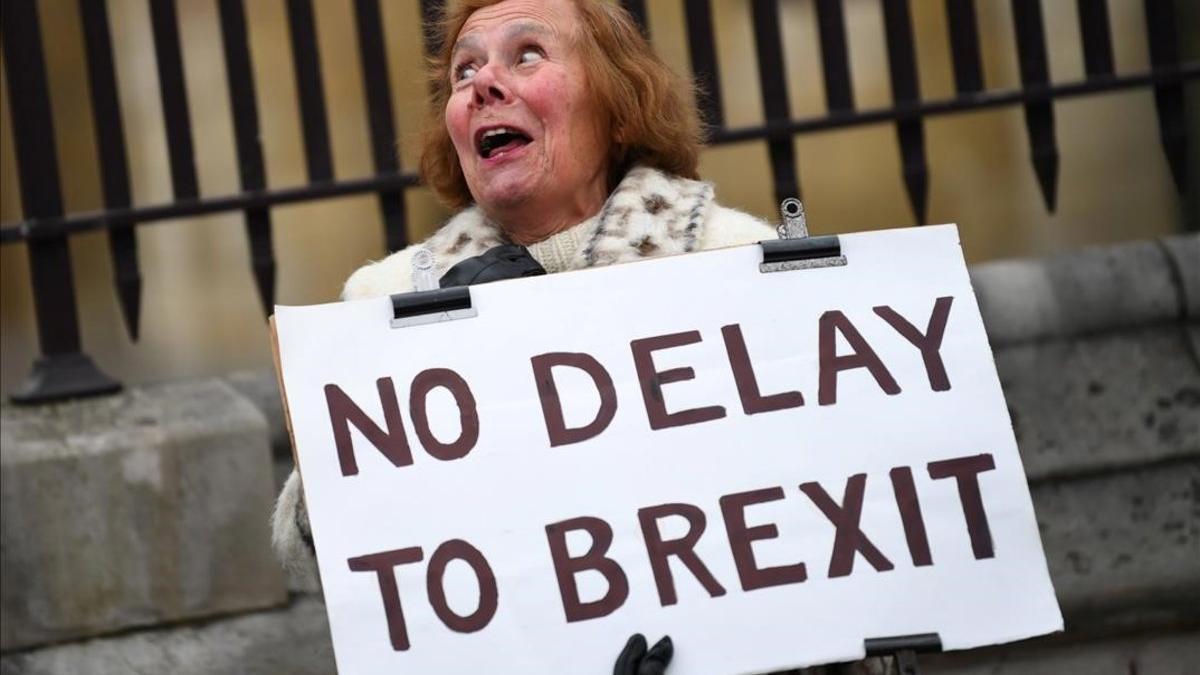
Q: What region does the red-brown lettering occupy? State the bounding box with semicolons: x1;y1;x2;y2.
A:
889;466;933;566
325;378;412;476
638;503;727;606
928;453;997;559
719;488;807;591
721;324;804;414
631;331;727;430
545;516;629;622
818;311;901;405
530;352;618;447
409;368;479;461
347;546;424;651
800;474;894;577
425;539;498;633
874;296;954;391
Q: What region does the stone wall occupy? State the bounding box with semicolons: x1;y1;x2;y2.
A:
1;379;288;651
975;236;1200;636
2;234;1197;674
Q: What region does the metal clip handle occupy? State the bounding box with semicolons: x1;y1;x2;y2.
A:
411;247;438;292
777;197;809;240
761;197;846;272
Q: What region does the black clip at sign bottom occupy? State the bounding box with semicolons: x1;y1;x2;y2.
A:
863;632;943;656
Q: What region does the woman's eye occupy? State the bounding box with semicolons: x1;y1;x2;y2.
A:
454;63;478;81
518;48;543;65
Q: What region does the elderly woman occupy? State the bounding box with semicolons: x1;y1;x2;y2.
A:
274;0;774;669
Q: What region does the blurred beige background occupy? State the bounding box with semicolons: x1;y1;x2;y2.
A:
0;0;1187;396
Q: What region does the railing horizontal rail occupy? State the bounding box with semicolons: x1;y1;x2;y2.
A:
1;173;420;244
4;64;1194;245
709;65;1200;143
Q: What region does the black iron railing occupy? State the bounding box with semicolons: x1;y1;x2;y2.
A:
1;0;1195;403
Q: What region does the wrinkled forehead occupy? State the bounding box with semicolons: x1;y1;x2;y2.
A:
454;0;580;51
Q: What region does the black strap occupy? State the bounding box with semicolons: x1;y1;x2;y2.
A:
439;244;547;288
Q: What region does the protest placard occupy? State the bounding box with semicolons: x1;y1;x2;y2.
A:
273;224;1062;674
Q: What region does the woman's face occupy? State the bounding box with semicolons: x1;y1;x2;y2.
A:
446;0;609;218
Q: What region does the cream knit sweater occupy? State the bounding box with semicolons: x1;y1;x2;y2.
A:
525;219;592;273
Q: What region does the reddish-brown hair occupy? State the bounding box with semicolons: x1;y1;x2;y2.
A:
419;0;704;209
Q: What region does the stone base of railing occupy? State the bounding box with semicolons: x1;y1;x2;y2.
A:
0;378;287;651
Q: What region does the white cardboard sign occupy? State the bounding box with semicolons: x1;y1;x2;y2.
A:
274;224;1062;674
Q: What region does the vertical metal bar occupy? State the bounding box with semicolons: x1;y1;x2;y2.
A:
419;0;444;100
285;0;334;183
1144;0;1187;194
4;2;71;349
750;0;800;205
352;0;408;253
147;0;199;200
2;0;120;403
1011;0;1059;211
620;0;649;37
944;0;984;95
217;0;275;316
78;0;142;340
815;0;854;112
683;0;724;130
882;0;929;223
1076;0;1115;78
419;0;444;58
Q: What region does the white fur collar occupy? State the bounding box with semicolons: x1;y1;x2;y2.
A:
420;166;715;277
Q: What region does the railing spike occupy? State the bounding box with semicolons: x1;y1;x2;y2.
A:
285;0;335;183
944;0;984;95
79;0;143;340
1011;0;1060;213
899;122;930;224
1143;0;1188;195
1077;0;1115;79
883;0;929;224
148;0;199;200
1159;123;1186;196
751;0;801;205
1032;140;1060;212
816;0;854;112
218;0;276;317
248;209;277;315
352;0;409;253
112;233;143;340
683;0;724;130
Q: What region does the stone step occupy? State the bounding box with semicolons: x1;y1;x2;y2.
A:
0;595;333;675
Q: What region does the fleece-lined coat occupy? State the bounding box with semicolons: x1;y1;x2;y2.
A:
272;166;777;582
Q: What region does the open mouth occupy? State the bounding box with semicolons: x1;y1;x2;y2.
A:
476;127;532;159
